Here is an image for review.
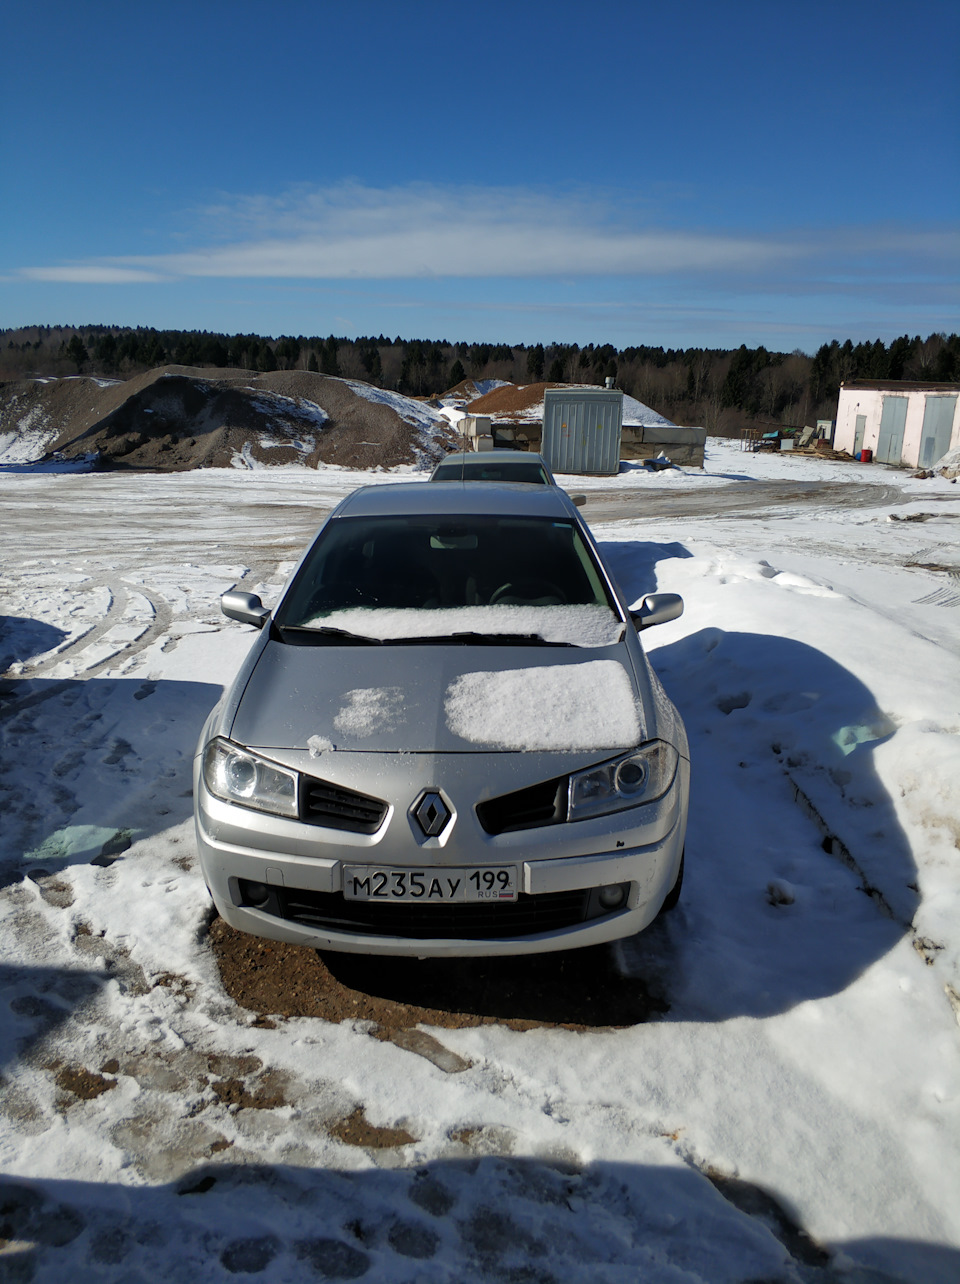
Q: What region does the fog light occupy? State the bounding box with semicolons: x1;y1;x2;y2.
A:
598;884;627;909
243;880;269;907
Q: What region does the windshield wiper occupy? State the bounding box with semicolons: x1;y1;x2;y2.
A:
447;631;573;647
278;624;383;645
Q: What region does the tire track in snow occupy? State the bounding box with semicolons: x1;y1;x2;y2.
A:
23;575;169;679
1;576;173;722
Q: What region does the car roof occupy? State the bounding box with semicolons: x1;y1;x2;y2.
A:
334;480;575;519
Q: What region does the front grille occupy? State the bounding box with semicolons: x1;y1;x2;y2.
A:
261;885;590;940
300;776;388;834
476;775;568;835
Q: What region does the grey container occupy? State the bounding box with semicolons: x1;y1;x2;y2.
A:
542;388;623;475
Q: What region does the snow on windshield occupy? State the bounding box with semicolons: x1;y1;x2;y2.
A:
305;604;624;648
445;659;641;750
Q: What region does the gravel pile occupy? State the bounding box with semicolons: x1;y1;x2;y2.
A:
467;381;563;419
467;381;674;428
0;367;457;471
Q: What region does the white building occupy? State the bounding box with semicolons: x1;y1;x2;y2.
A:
835;380;959;468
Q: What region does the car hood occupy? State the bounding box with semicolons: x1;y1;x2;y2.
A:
229;639;649;754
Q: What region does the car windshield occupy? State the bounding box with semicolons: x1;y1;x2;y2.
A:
432;460;550;484
274;514;622;646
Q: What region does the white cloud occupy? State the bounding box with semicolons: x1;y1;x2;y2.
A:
15;183;959;287
19;265;167;284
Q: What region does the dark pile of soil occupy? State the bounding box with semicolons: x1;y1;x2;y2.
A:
0;367;456;471
437;378;507;403
467;382;562;420
209;916;664;1032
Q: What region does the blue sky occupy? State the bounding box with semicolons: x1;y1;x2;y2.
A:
2;0;958;353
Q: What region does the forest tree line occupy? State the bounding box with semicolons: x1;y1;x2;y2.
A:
2;324;957;436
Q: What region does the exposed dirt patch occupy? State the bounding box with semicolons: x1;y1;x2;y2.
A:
208;916;663;1031
448;1126;486;1146
52;1064;117;1100
152;971;197;1000
329;1107;416;1149
209;1070;289;1111
29;873;74;908
907;561;960;574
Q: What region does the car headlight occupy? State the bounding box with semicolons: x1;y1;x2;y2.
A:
202;738;298;819
568;741;678;821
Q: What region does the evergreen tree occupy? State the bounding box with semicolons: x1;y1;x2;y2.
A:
449;359;466;386
93;332;117;367
470;343;491;371
202;338;229;367
257;342;278;372
526;344;545;381
321;336;340;377
360;344;382;384
887;335;912;380
275;336;300;369
66;335;88;372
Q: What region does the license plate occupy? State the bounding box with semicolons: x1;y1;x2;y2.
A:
342;865;518;903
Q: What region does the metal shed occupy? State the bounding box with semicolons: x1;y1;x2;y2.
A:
541;388;623;475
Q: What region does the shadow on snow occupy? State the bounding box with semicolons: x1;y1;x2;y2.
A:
0;1157;955;1284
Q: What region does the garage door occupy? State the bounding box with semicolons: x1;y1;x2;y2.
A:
875;396;908;465
918;395;958;468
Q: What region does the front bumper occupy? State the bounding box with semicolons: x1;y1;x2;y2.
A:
194;751;688;957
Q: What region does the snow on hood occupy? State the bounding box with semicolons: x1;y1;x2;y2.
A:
231;640;643;753
445;660;641;750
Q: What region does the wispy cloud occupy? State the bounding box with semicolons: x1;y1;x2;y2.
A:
20;266;166;284
14;183;960;287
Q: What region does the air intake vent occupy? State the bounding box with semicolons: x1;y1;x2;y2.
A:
275;887;590;939
300;777;388;834
476;775;568;835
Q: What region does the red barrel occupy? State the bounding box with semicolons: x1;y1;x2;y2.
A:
859;449;873;463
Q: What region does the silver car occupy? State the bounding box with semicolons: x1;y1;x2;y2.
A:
430;450;556;486
194;482;688;957
431;450;588;508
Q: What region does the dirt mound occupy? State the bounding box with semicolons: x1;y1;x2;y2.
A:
467;382;562;418
467;382;675;430
0;368;456;471
439;377;513;404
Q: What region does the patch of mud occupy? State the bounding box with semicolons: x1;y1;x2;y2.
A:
209;1070;290;1111
208;916;663;1031
51;1063;117;1101
329;1107;416;1149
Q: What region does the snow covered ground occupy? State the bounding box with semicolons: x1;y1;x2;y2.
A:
1;441;958;1282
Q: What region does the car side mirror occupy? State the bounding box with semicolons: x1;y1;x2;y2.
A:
569;493;587;507
631;593;684;630
221;589;271;628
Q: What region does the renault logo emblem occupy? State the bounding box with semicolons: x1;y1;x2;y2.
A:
413;791;451;837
